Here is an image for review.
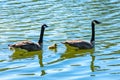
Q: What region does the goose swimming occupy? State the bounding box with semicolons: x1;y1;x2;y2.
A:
8;24;48;51
62;20;101;49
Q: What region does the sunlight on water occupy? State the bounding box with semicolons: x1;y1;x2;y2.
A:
0;0;120;80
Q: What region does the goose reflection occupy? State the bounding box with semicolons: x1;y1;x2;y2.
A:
37;51;47;76
90;51;95;72
10;49;42;60
10;50;46;76
47;48;96;72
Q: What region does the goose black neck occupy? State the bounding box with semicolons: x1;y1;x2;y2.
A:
38;26;45;45
90;21;95;44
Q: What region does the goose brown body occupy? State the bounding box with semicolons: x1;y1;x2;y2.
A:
9;41;41;51
62;40;93;49
62;20;101;49
8;24;48;51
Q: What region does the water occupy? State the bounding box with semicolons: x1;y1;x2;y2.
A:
0;0;120;80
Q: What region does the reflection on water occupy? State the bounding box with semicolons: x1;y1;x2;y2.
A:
10;50;46;76
47;48;96;72
90;53;95;72
9;49;42;60
38;52;47;76
37;51;46;76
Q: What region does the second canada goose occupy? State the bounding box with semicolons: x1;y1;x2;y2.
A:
62;20;101;49
8;24;48;51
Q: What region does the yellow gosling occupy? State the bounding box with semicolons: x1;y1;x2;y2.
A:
48;43;57;49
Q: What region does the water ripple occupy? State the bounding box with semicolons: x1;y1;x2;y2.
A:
0;0;120;80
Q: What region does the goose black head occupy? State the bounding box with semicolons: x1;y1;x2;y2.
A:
42;24;49;28
93;20;101;24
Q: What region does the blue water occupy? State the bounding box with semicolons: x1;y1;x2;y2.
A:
0;0;120;80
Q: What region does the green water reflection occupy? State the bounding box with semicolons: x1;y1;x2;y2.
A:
10;50;41;60
9;50;46;76
47;48;98;72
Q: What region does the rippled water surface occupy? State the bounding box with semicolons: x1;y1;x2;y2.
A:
0;0;120;80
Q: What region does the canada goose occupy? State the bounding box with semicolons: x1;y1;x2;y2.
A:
62;20;101;49
8;24;48;51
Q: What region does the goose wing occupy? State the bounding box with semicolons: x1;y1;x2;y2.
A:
62;40;93;49
9;41;41;51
